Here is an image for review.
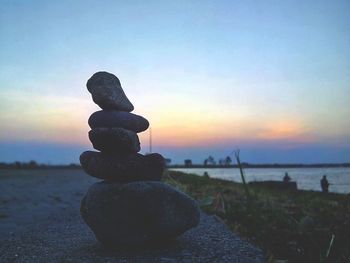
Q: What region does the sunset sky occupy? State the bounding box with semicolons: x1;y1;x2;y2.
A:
1;0;349;164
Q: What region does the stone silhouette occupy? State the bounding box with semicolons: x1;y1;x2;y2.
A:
80;71;200;247
87;71;134;111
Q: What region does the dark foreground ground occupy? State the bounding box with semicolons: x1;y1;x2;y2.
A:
165;171;350;262
0;169;265;263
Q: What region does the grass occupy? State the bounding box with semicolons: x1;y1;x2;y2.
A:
163;170;350;263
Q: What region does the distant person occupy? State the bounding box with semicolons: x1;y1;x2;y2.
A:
283;172;291;183
321;175;329;193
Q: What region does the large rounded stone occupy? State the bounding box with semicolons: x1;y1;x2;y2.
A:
80;151;164;182
87;71;134;111
88;110;149;133
80;181;200;247
89;128;140;153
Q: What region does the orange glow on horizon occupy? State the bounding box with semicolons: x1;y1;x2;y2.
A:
140;110;314;147
255;119;313;142
0;91;322;149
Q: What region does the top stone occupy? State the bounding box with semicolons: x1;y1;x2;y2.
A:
87;71;134;112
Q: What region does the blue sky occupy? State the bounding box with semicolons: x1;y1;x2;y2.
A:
0;0;349;164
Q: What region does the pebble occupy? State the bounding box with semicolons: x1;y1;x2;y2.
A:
80;181;200;247
86;71;134;111
89;127;140;153
80;151;164;182
88;110;149;133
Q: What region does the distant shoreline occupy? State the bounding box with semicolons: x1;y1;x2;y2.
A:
0;161;349;169
168;163;350;169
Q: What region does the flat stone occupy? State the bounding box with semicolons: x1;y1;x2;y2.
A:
80;181;201;247
88;110;149;133
89;127;140;153
80;151;164;182
86;71;134;111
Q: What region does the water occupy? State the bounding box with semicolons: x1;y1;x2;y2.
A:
170;167;350;194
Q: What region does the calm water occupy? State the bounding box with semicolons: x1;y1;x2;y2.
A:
170;167;350;194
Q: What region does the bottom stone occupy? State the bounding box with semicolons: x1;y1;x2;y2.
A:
80;181;200;247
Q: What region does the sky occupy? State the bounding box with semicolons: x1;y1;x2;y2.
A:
0;0;349;164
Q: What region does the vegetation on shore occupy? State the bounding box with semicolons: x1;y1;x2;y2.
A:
164;170;350;263
1;161;350;170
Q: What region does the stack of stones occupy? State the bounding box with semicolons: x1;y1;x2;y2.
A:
80;71;200;247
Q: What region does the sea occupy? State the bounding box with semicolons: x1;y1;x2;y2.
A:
170;167;350;194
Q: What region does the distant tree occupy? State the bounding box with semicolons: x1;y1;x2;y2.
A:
207;156;216;165
204;159;208;166
28;160;38;169
219;159;225;166
225;156;232;166
184;159;192;167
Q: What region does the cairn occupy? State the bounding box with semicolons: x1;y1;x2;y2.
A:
80;72;200;247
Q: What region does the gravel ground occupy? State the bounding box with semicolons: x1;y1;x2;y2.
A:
0;169;265;263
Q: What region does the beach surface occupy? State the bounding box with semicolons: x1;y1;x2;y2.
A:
0;169;265;263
